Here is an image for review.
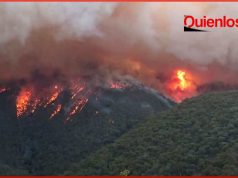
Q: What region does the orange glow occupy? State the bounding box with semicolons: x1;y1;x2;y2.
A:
176;70;190;91
14;81;91;121
50;104;62;119
70;80;85;99
16;88;32;117
166;69;197;102
66;97;88;121
44;85;62;107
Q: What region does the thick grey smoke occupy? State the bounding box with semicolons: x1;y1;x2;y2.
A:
1;2;238;95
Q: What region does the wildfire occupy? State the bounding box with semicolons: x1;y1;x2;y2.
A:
66;97;89;121
176;70;190;91
44;85;62;107
70;80;85;99
166;69;197;102
16;88;32;117
50;104;62;119
14;80;91;121
14;79;128;121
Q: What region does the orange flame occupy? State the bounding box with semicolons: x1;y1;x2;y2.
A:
66;97;88;121
166;69;197;102
44;85;62;107
14;79;128;121
16;88;32;117
14;81;90;121
176;70;190;91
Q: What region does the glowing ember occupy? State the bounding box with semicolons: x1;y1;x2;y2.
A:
110;82;125;89
16;88;32;117
166;69;197;102
31;98;41;114
50;104;62;119
44;85;62;107
66;97;89;121
70;80;85;99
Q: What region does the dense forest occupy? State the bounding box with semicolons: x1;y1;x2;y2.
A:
65;91;238;175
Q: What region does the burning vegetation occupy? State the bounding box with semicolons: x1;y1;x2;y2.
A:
0;64;237;123
8;78;128;121
16;87;32;117
0;67;236;122
166;69;197;102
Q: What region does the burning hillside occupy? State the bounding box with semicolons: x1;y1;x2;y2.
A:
2;2;238;176
0;68;194;123
0;67;236;122
0;3;238;108
166;69;197;102
15;80;87;121
0;76;133;122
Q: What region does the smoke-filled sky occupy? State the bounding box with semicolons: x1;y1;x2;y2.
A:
1;2;238;99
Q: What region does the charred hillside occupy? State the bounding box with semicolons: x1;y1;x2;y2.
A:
0;83;173;175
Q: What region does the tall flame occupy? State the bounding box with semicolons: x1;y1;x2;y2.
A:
44;85;62;108
166;69;197;102
66;97;89;122
176;70;190;91
16;88;32;117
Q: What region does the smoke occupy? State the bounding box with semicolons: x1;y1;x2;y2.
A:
1;2;238;99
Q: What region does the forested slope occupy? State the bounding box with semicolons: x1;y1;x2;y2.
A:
66;91;238;176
